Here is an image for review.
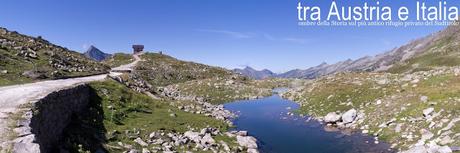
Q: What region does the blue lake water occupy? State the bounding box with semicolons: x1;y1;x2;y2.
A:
224;95;394;153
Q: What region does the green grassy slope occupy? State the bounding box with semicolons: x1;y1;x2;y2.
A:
172;77;291;104
102;53;134;68
387;24;460;73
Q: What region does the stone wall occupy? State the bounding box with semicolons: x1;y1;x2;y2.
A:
12;84;93;153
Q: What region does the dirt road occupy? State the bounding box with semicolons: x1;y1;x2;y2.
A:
0;53;143;150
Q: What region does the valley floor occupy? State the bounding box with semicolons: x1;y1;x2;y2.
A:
0;53;284;153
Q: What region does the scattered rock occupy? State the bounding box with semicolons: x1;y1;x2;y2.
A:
439;135;454;145
134;138;148;146
420;129;434;141
420;96;428;102
376;100;382;105
422;108;434;117
142;148;150;153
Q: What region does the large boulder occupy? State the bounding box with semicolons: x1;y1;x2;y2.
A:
324;112;341;123
236;136;258;149
184;131;201;143
341;109;357;123
201;133;215;145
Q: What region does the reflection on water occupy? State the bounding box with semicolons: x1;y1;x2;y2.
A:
224;95;394;153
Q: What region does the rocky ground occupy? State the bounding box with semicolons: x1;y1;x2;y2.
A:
107;127;258;153
282;67;460;153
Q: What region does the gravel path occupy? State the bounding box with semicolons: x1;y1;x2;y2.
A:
0;53;143;149
111;52;143;72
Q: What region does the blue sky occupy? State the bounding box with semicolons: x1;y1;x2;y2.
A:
0;0;456;72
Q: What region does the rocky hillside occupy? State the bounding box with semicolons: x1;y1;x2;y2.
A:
161;75;290;104
109;52;290;104
282;67;460;152
134;53;234;87
233;66;275;79
83;45;111;61
0;27;110;86
279;22;460;79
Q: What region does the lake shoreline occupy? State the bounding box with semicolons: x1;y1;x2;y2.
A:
225;94;394;153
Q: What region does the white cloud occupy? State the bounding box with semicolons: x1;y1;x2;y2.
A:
196;29;310;44
282;37;310;44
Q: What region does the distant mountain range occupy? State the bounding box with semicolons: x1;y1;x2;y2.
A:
285;24;460;78
233;66;276;79
239;23;460;79
83;45;111;61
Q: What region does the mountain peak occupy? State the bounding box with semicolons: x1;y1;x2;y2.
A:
318;62;328;66
88;45;97;50
244;66;255;70
83;45;111;61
